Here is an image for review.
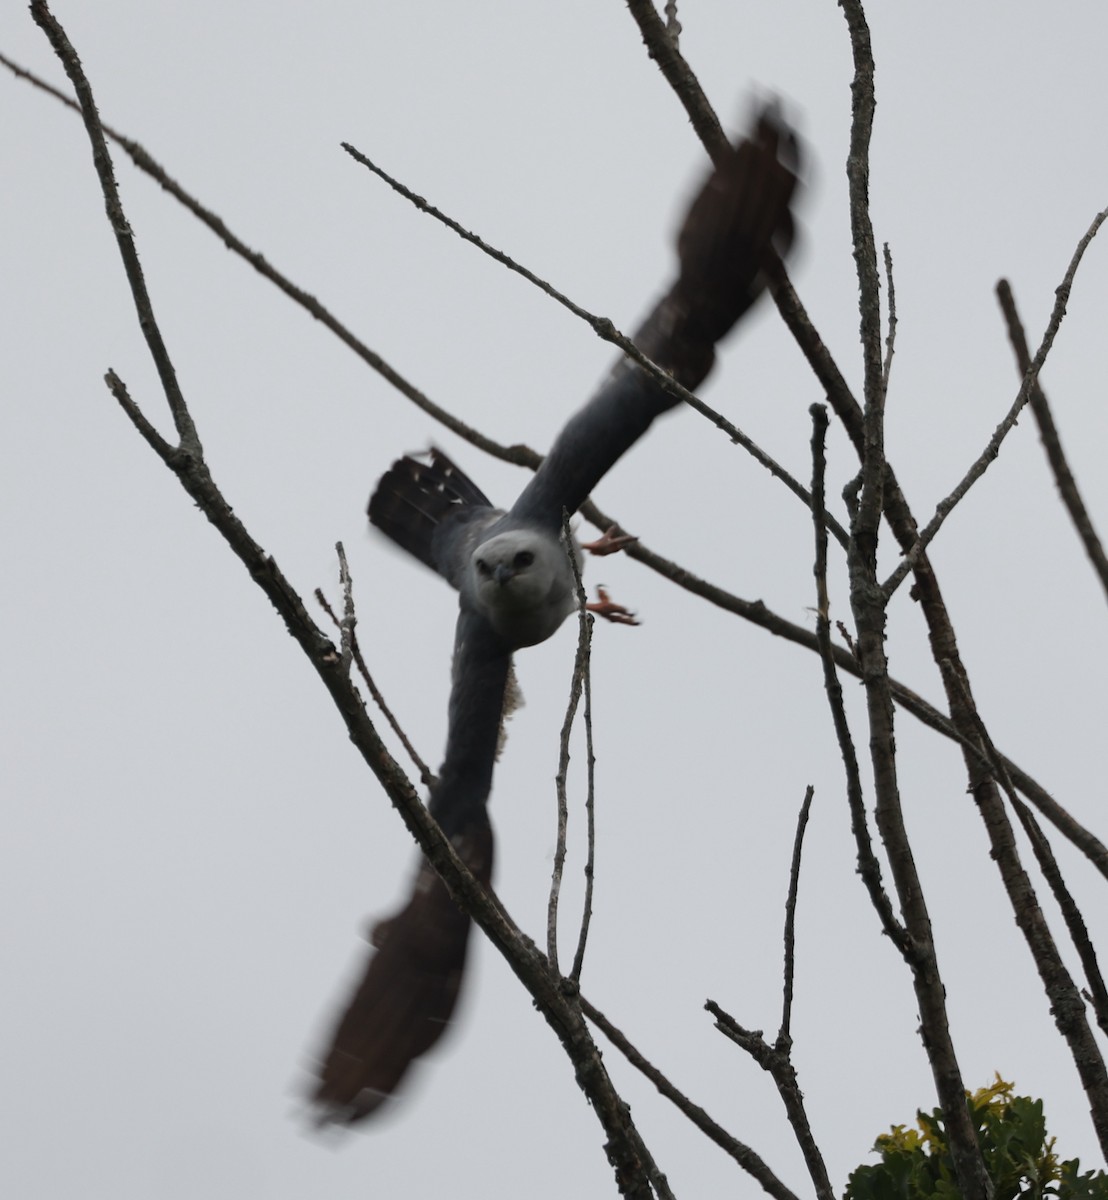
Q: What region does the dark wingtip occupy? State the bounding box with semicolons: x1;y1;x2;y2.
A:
305;824;494;1127
748;95;802;178
670;95;803;352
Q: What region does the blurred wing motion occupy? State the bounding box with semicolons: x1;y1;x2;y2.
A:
508;102;799;532
311;842;490;1123
311;611;509;1123
308;102;801;1126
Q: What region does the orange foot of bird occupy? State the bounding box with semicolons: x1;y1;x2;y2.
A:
580;525;638;557
586;585;640;626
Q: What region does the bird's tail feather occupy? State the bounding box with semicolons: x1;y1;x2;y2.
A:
367;448;492;572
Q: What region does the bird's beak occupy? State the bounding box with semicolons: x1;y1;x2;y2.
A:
493;564;514;587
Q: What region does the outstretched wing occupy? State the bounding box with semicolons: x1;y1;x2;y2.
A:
309;609;511;1125
308;838;491;1124
508;104;800;532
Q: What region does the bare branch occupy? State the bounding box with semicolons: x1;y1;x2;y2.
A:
881;242;898;395
996;278;1108;603
104;369;173;458
705;1001;833;1200
548;518;595;974
622;0;729;165
313;586;436;789
341;141;845;547
335;542;355;677
549;512;601;983
1004;760;1108;882
29;5;198;452
809;403;909;953
769;265;863;447
1014;807;1108;1039
943;664;1108;1155
582;998;802;1200
837;6;990;1196
0;48;523;464
566;514;598;985
663;2;682;48
778;785;815;1047
340;142;629;342
884;208;1108;597
839;1;885;425
568;651;597;984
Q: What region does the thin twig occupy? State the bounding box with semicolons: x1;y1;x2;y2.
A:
340;143;625;341
809;404;909;954
581;997;802;1200
840;1;885;428
1014;806;1108;1038
770;264;864;450
778;785;814;1047
548;516;594;974
996;278;1108;604
313;587;435;789
341;141;847;548
565;514;598;985
881;242;897;396
663;2;682;48
0;49;521;464
705;1000;834;1200
335;541;355;677
884;208;1108;597
26;14;198;453
622;0;729;165
837;6;990;1197
549;513;600;983
569;654;597;983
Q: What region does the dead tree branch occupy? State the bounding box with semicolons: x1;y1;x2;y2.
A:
996;278;1108;603
838;5;991;1196
809;403;908;952
622;0;729;164
705;1000;833;1200
582;998;802;1200
884;210;1108;597
943;665;1108;1154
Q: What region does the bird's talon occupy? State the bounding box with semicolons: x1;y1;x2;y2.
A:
586;585;640;627
580;525;639;557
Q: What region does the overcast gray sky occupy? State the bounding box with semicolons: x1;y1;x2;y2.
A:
4;3;1108;1197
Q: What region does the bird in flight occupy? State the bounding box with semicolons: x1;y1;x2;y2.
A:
308;103;801;1125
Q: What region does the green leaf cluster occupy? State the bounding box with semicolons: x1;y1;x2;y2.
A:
844;1076;1107;1200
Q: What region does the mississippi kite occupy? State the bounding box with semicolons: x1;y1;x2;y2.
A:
309;104;801;1124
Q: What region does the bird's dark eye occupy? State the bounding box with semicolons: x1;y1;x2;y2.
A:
513;550;535;569
475;558;491;576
